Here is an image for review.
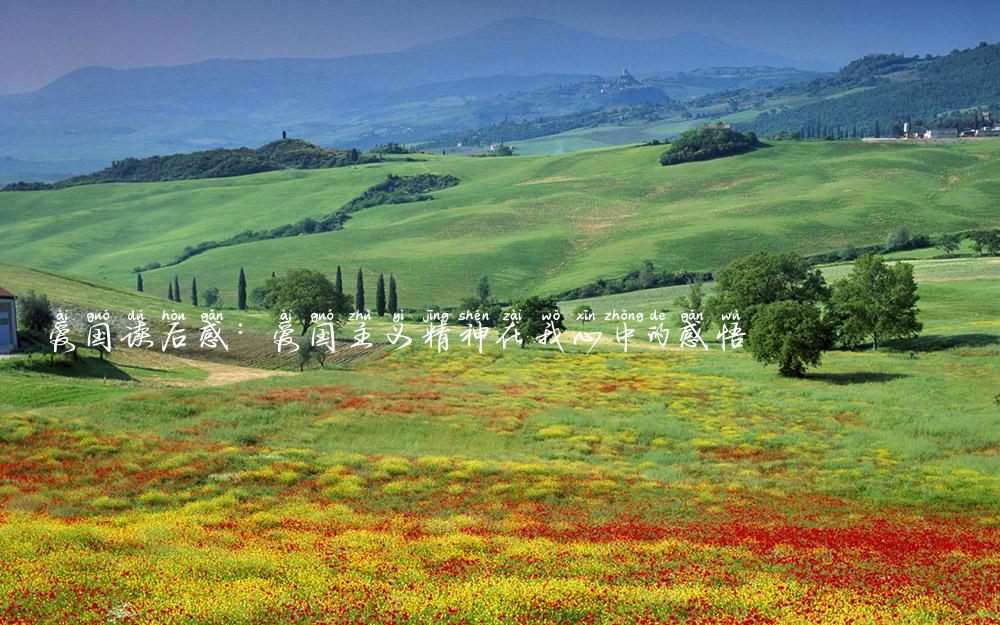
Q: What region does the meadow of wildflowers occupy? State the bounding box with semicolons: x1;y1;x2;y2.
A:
1;339;998;624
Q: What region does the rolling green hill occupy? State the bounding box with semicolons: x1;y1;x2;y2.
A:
1;139;379;190
1;140;999;308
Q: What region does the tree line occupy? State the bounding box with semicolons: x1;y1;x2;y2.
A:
129;173;460;273
138;266;400;316
2;138;380;192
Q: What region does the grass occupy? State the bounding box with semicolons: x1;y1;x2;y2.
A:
0;256;997;622
2;141;1000;308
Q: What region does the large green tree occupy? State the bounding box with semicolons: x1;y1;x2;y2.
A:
707;252;828;328
264;269;350;335
747;300;833;377
830;255;921;350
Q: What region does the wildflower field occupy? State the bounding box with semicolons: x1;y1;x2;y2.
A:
1;258;998;624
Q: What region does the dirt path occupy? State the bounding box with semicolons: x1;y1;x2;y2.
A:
176;357;294;386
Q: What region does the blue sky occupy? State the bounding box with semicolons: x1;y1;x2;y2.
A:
2;0;998;94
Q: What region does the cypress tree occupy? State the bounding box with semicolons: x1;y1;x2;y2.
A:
168;283;174;301
376;273;386;317
355;268;365;313
238;268;247;310
174;275;182;303
137;272;144;292
191;278;198;307
388;274;398;315
335;266;343;294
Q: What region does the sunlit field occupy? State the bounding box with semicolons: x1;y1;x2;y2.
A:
2;140;1000;307
1;257;997;624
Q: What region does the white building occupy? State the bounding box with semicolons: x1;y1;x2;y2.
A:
924;128;958;139
0;287;17;353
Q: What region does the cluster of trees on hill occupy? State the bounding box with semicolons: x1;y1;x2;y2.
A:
136;173;459;269
1;181;54;191
1;139;379;191
338;174;459;215
426;102;683;149
659;127;765;166
555;261;713;300
368;143;411;155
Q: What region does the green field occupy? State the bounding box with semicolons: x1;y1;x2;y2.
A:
2;140;999;310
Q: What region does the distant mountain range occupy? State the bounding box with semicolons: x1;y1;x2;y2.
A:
0;18;824;180
426;42;1000;151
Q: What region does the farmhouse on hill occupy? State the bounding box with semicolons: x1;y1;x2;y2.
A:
0;286;17;353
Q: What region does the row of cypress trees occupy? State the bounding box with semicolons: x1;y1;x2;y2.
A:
136;265;398;315
339;265;397;316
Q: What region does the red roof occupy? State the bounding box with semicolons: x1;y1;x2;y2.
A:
0;286;14;298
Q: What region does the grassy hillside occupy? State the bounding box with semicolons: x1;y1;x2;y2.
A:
2;140;999;308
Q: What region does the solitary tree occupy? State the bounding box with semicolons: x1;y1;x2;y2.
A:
168;283;174;302
886;227;911;252
137;273;144;292
174;276;182;303
674;279;708;329
830;254;921;350
572;304;594;326
639;260;656;289
513;296;565;348
203;287;220;308
238;268;248;310
18;290;54;334
335;266;343;294
388;274;398;315
263;269;351;335
191;278;199;307
355;268;365;313
376;273;386;317
477;275;491;304
747;300;833;377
